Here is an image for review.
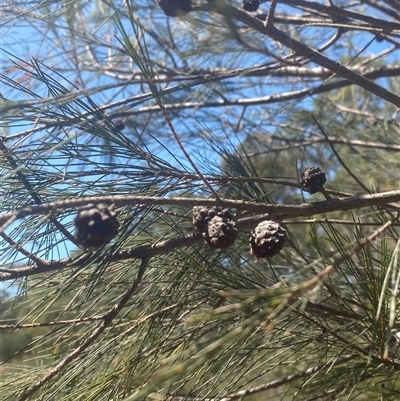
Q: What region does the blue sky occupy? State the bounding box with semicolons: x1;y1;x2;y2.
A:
1;0;399;296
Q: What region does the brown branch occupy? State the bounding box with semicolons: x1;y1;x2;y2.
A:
219;5;400;107
106;64;400;116
0;168;306;192
357;0;400;20
271;0;400;30
382;0;400;12
0;232;203;282
79;64;400;83
271;15;400;32
1;190;400;231
0;230;46;266
270;65;400;79
265;0;278;27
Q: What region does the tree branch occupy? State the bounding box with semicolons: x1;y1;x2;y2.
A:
1;190;399;232
1;189;400;281
208;3;400;107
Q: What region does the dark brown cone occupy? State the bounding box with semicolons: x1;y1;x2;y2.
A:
158;0;192;16
193;206;234;234
243;0;260;12
203;216;237;249
250;220;285;259
74;204;120;250
299;165;326;194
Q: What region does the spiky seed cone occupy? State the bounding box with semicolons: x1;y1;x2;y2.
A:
193;206;234;233
193;205;210;233
250;220;286;259
300;165;326;194
158;0;192;16
203;216;237;249
74;204;120;250
242;0;260;12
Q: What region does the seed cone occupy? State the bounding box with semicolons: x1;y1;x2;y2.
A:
203;216;237;249
74;204;120;250
250;220;286;259
158;0;192;16
193;206;237;249
242;0;260;12
300;165;326;194
193;206;234;233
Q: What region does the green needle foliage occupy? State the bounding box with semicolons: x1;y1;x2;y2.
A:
1;1;400;400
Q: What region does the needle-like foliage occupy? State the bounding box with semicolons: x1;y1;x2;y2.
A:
1;1;400;400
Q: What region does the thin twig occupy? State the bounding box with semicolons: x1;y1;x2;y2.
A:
158;97;221;201
265;0;278;27
312;115;369;193
17;256;150;401
282;218;400;226
169;353;363;401
0;231;47;265
0;138;78;246
292;215;398;296
249;136;400;156
0;316;104;329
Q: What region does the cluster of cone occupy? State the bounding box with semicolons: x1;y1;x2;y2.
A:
193;206;238;249
73;166;326;256
193;205;286;258
192;165;326;257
